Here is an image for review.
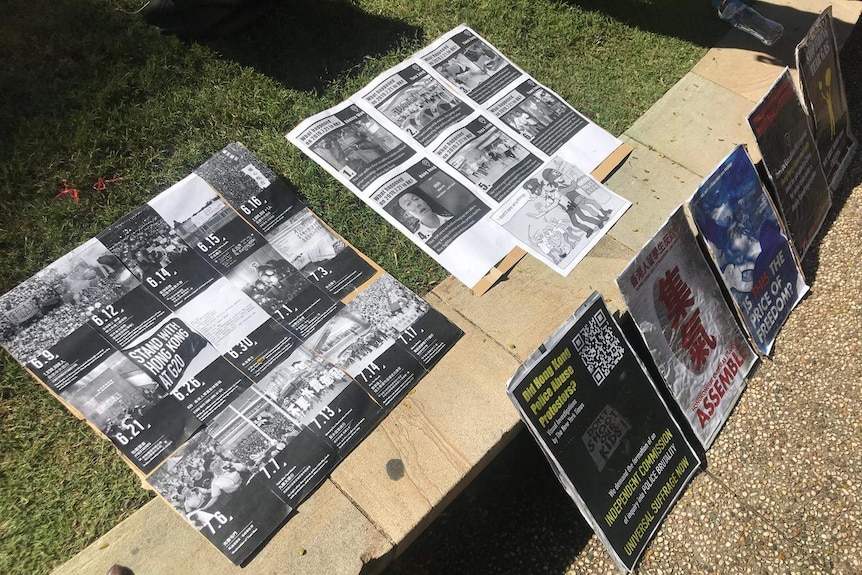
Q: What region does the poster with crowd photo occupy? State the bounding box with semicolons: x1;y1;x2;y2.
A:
61;348;202;474
492;156;630;276
418;25;522;105
195;142;305;235
147;429;292;566
487;79;619;174
225;244;341;341
304;301;425;409
255;346;385;454
99;204;220;310
358;60;475;147
290;102;416;192
616;207;756;448
264;208;378;301
796;8;857;190
433;115;543;203
748;69;832;259
355;274;463;370
148;175;267;275
506;292;701;573
0;238;139;364
689;146;809;356
204;384;337;508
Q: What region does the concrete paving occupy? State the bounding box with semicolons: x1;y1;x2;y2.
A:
54;2;862;574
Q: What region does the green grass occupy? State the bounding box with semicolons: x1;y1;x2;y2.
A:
0;1;725;573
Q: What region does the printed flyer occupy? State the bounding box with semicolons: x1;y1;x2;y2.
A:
617;207;756;447
506;292;701;572
689;146;809;355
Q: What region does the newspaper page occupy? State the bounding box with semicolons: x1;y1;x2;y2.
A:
748;69;832;259
796;7;857;191
491;156;630;275
689;146;809;355
616;207;756;448
506;292;701;573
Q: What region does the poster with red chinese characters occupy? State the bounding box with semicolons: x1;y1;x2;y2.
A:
616;207;757;448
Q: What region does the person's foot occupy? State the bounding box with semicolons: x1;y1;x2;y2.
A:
601;209;612;216
106;565;134;575
585;229;594;238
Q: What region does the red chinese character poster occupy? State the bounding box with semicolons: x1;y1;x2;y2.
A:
616;207;756;448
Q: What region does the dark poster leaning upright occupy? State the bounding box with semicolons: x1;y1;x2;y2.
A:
748;69;831;260
506;292;701;573
796;7;857;191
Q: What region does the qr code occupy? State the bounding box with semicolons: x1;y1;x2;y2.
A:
572;309;624;386
582;404;631;471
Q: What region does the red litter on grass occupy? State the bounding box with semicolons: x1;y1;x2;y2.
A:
93;176;123;191
53;179;80;202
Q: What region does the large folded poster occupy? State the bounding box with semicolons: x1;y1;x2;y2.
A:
748;69;831;259
506;292;701;573
288;25;629;291
616;207;756;448
689;146;808;356
0;143;464;565
796;8;856;191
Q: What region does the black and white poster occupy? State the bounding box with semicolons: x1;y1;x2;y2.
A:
99;205;220;310
225;244;341;340
434;115;543;203
796;8;857;190
419;26;521;105
291;102;416;191
748;69;832;259
147;429;292;566
60;349;202;474
492;156;630;275
264;208;377;300
254;347;384;454
373;159;492;254
506;292;701;572
617;207;756;448
195;141;305;235
148;174;266;275
359;60;475;147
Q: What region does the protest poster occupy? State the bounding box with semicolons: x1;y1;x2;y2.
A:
491;156;630;275
506;292;701;573
289;25;631;293
0;143;464;564
748;69;832;259
616;207;756;448
147;429;293;565
796;8;856;191
689;145;809;355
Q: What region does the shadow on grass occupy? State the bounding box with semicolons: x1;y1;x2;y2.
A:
200;0;423;93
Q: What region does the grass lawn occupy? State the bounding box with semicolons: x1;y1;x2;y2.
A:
0;1;725;573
